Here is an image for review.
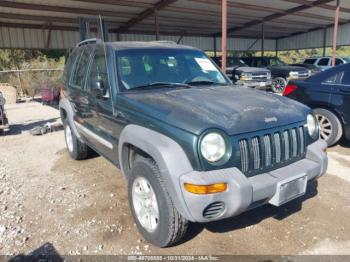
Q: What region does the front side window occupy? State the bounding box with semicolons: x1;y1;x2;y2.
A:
341;70;350;85
268;58;286;66
70;46;93;89
227;58;248;68
304;58;317;65
116;49;229;91
88;49;109;93
323;71;344;84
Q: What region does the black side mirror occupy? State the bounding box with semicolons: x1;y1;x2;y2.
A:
91;79;106;97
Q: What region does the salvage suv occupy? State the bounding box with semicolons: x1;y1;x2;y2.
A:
60;39;328;247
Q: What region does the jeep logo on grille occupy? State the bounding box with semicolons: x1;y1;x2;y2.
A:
264;117;278;123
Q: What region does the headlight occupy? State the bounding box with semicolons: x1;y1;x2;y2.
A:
289;71;299;77
308;70;312;76
307;113;319;139
240;73;253;81
200;132;226;162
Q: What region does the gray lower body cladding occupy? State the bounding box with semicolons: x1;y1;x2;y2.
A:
178;139;327;222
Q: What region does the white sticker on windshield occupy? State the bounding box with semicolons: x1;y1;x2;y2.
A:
194;58;218;71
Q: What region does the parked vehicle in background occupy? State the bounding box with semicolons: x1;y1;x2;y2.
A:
60;39;327;247
303;57;348;71
0;92;9;135
290;63;321;76
283;63;350;146
241;56;310;93
41;87;60;105
211;57;272;89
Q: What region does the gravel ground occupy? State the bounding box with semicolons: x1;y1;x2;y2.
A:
0;101;350;257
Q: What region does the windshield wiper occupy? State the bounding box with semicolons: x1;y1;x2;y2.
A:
132;82;191;90
185;80;227;86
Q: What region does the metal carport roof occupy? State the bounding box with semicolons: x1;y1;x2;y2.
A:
0;0;348;53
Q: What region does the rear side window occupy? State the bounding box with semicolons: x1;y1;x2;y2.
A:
304;59;316;65
335;58;344;66
70;46;93;89
318;58;330;66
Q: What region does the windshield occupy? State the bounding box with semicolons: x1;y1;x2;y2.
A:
116;49;229;91
268;57;287;66
227;58;248;68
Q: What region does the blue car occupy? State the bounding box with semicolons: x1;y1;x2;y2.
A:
284;63;350;146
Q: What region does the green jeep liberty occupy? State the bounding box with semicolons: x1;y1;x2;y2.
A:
59;39;328;247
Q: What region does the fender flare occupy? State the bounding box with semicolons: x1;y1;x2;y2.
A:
118;124;195;221
59;98;81;140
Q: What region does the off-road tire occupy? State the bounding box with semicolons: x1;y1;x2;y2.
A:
128;157;188;247
63;119;90;160
313;108;343;146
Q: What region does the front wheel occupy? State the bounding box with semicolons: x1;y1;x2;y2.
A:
271;77;287;93
128;157;188;247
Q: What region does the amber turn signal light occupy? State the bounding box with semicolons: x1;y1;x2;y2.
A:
184;183;228;195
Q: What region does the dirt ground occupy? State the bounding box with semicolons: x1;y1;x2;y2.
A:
1;101;350;256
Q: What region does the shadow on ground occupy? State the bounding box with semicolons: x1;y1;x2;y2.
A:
178;180;318;246
339;138;350;148
5;117;60;136
8;242;63;262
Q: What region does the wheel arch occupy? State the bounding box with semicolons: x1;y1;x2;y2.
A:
309;103;346;127
59;98;81;139
118;124;195;221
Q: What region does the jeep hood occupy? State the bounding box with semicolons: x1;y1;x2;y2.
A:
119;86;309;136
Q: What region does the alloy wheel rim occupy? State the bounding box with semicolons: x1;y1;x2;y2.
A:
132;177;159;232
316;114;333;141
273;79;285;92
65;125;74;153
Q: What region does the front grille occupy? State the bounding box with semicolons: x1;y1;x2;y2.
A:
238;125;306;175
251;72;269;81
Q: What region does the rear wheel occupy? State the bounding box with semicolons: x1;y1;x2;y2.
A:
63;119;90;160
128;157;188;247
313;108;343;146
272;77;287;93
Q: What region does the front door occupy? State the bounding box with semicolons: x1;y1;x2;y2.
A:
85;47;118;163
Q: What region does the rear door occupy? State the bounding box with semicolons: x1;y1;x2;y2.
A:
68;44;94;125
329;67;350;132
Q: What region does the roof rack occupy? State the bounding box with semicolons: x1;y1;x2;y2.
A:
151;40;177;45
76;38;102;47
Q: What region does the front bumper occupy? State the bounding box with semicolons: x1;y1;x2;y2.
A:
179;139;327;222
237;80;272;89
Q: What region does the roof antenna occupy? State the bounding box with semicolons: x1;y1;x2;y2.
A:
99;15;116;116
